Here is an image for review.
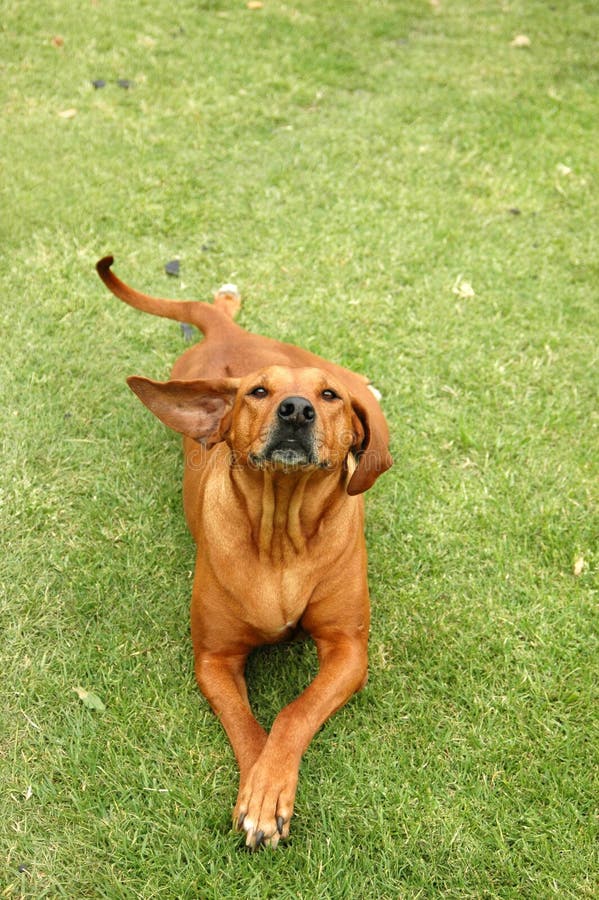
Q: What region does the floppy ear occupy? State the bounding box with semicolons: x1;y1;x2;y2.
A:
347;394;393;495
127;375;240;446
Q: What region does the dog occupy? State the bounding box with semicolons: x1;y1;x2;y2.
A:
96;257;392;848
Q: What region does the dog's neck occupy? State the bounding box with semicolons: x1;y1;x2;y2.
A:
231;466;349;564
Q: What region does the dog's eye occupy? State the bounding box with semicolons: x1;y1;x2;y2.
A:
248;386;268;398
321;389;339;401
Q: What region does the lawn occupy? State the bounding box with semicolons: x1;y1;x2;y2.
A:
1;0;597;896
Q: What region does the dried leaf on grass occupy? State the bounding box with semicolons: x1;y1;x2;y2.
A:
452;275;475;299
73;686;106;711
510;34;531;48
556;163;572;176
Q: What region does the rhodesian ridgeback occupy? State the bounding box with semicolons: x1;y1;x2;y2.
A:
96;257;392;849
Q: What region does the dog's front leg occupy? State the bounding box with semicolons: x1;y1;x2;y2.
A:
234;629;368;849
195;650;268;780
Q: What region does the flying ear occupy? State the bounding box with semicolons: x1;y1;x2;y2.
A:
126;375;240;446
347;393;393;495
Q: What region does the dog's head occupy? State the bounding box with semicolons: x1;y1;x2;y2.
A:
127;365;391;494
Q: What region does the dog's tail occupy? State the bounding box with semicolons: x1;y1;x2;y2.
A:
96;256;240;334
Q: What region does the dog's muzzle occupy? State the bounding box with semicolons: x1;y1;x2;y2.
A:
259;396;318;467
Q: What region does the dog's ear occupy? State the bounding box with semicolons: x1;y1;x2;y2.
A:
127;376;240;446
347;394;393;495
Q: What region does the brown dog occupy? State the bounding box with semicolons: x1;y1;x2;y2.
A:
96;257;392;848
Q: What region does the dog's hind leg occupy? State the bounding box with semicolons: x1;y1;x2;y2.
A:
213;284;241;321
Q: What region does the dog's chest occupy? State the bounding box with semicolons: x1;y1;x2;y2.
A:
199;472;354;640
242;566;312;639
203;525;324;639
213;552;314;639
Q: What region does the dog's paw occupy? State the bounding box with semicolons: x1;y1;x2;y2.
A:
233;755;297;850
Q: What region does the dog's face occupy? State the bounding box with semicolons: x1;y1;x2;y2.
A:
227;366;362;473
127;364;389;494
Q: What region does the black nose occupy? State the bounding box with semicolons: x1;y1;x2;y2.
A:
277;396;315;427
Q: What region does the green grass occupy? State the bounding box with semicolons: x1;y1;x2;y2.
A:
1;0;597;896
